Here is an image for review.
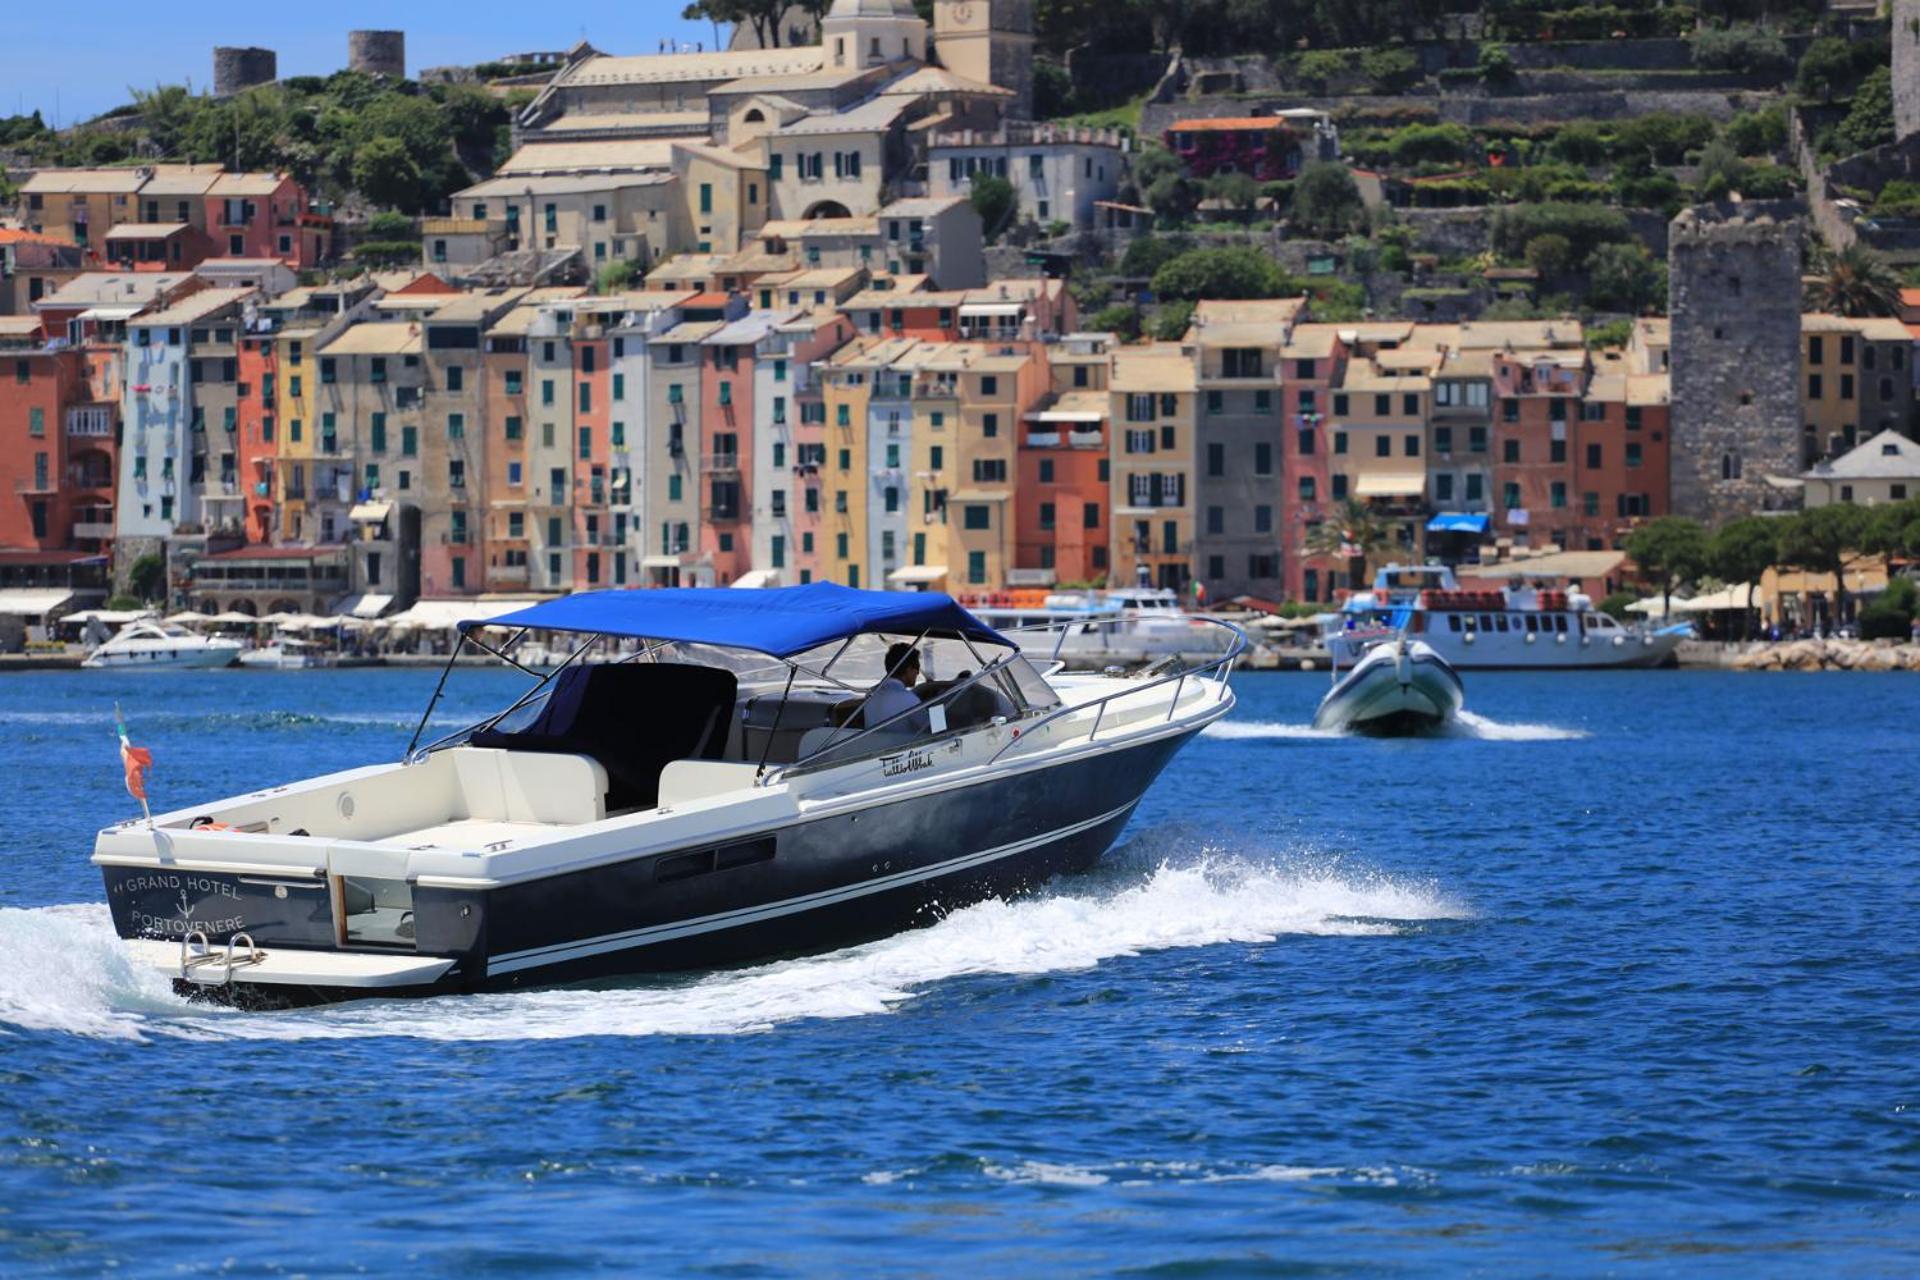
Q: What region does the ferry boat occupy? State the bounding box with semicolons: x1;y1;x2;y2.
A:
81;621;243;670
1323;564;1689;670
961;585;1235;665
91;583;1242;1005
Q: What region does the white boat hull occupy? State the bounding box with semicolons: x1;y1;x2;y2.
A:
1330;622;1687;670
83;644;242;669
1314;641;1465;734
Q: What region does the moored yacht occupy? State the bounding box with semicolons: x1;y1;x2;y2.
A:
962;584;1234;666
92;584;1241;1005
81;621;243;670
1324;565;1689;670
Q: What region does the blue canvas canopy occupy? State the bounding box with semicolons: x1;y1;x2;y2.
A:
464;582;1012;658
1426;512;1491;534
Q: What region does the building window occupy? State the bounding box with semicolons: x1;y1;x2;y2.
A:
963;505;991;530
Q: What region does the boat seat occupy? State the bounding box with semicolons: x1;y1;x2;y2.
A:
469;662;738;811
793;725;919;764
447;748;608;826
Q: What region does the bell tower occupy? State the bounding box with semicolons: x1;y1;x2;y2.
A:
934;0;1036;120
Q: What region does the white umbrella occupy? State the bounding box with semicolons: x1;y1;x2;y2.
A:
165;609;210;624
208;611;261;625
257;611;299;626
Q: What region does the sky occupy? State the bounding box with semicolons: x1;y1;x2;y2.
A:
2;3;720;124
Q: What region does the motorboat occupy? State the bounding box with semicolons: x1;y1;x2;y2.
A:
91;583;1242;1005
1324;564;1691;670
962;585;1234;667
1313;635;1464;735
238;639;337;670
81;621;243;670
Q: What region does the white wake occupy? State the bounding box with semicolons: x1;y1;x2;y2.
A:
0;852;1465;1044
1206;712;1585;742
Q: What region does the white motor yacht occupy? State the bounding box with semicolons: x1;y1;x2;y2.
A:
238;638;337;670
1324;564;1690;670
965;586;1234;666
92;584;1242;1005
82;621;243;670
1313;635;1465;735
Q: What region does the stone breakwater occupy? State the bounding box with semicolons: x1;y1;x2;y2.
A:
1734;639;1920;672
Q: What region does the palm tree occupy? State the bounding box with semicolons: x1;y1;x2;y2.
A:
1804;243;1901;318
1303;499;1397;592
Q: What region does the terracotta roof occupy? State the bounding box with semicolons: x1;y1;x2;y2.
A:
1166;118;1293;132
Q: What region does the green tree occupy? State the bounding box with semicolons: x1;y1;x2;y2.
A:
1795;36;1856;103
1086;303;1143;341
1861;496;1920;575
1587;242;1666;313
1805;243;1901;317
1119;234;1191;278
1626;516;1710;617
1149;300;1195;341
683;0;792;47
1207;171;1262;217
351;136;426;213
1133;146;1199;224
1304;499;1396;591
1724;104;1787;157
1476;41;1517;89
1524;233;1573;278
1696;136;1748;199
127;553;166;604
969;174;1017;239
1290;161;1364;238
366;210;418;241
1689;25;1790;75
1777;503;1872;628
1708;516;1781;639
1832;66;1895;156
1150;246;1290;302
596;259;638;294
1549;122;1608;166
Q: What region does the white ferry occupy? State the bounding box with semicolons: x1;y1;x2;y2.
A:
1323;565;1689;670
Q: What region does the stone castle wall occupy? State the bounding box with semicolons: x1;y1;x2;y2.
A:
212;46;277;97
348;30;406;79
1896;0;1920;142
1667;204;1805;525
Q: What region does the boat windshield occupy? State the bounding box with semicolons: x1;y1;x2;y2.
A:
433;628;1061;792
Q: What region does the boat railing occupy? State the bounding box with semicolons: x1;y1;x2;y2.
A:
985;615;1245;765
767;614;1244;781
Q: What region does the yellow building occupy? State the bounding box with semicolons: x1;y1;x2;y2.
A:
1109;343;1197;592
820;337;885;587
1801;314;1916;464
274;326;322;541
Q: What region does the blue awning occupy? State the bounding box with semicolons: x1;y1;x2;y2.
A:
1426;512;1491;534
464;582;1011;657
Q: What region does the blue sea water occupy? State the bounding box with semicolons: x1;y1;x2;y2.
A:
0;667;1916;1276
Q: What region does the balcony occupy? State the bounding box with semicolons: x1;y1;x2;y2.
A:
702;453;743;476
66;406;114;438
1068;428;1105;449
490;562;530;583
1025;430;1062;448
13;476;57;495
72;521;115;540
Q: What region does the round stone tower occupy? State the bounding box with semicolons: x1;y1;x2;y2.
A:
212;46;278;97
348;30;406;79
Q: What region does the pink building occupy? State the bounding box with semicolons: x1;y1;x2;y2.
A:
202;174;329;269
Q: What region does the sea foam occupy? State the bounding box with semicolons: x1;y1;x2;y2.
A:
0;846;1464;1045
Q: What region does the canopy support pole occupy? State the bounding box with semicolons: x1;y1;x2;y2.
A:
406;635;465;760
754;663;798;785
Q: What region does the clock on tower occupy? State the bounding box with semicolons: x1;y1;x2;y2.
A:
934;0;1037;120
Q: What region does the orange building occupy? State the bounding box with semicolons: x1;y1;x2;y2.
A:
0;316;106;554
1015;390;1110;585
